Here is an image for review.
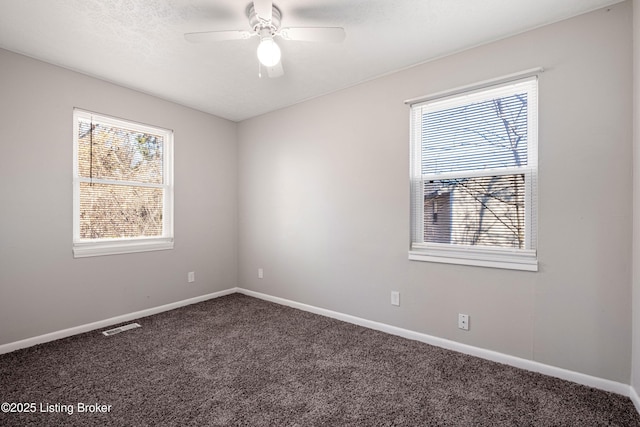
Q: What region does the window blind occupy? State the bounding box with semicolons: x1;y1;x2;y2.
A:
73;109;174;257
409;76;538;270
76;113;167;239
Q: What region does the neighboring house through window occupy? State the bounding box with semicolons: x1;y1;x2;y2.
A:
408;74;539;271
72;109;174;257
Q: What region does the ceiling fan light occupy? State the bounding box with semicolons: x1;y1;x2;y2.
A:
257;37;281;67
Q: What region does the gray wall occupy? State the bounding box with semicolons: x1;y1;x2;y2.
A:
0;49;238;345
633;0;640;394
238;3;633;383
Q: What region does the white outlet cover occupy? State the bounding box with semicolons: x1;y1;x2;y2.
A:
391;291;400;306
458;313;469;330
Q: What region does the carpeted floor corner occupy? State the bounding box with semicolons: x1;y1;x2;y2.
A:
1;293;639;426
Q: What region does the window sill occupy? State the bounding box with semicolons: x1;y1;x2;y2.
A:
409;244;537;272
73;238;173;258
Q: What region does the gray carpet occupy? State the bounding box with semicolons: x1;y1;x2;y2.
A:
1;293;639;426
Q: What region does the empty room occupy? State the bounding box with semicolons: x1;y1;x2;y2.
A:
2;0;640;425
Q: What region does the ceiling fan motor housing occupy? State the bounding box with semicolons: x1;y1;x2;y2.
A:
248;3;282;35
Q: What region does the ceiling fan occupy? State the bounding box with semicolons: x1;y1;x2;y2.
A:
184;0;346;78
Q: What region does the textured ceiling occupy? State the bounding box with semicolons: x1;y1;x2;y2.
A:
0;0;624;122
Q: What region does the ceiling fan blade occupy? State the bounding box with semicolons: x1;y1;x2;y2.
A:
185;30;252;43
279;27;346;43
253;0;272;22
266;61;284;78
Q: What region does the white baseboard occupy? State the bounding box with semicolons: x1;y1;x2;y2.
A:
0;288;236;355
236;288;632;398
1;286;635;404
631;386;640;414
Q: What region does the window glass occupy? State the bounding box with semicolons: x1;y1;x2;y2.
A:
73;110;173;257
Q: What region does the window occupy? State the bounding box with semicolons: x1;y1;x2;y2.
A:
73;109;174;257
409;76;538;271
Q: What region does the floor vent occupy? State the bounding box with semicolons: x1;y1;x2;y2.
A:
102;323;141;336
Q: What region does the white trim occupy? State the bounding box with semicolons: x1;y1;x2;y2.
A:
74;108;173;136
77;177;166;189
0;288;236;355
236;288;629;397
422;166;531;182
73;237;174;258
404;67;544;106
631;386;640;415
409;106;425;243
409;246;538;272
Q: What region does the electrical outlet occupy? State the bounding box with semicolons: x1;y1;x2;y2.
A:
391;291;400;306
188;272;195;283
258;268;264;279
458;313;469;331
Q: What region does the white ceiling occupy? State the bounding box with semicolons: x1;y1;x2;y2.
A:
0;0;623;122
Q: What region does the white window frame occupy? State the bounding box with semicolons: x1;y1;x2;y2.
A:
407;71;540;271
72;109;174;258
